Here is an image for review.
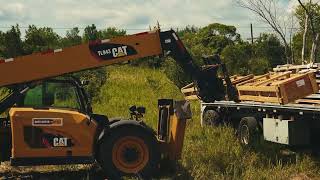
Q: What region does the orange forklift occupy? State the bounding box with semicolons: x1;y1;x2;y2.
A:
0;29;230;178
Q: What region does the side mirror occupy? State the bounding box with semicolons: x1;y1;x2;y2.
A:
137;106;146;114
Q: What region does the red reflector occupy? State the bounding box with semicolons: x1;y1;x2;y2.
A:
135;32;149;36
89;40;102;46
177;40;185;52
41;49;54;55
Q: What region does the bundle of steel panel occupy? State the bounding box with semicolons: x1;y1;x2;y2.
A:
237;72;319;104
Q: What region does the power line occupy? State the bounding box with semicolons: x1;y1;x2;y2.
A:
0;26;151;31
0;25;300;30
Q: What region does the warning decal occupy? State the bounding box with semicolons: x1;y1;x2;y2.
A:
32;118;63;126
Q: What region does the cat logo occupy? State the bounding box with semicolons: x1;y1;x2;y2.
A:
90;43;137;61
97;46;128;58
112;46;128;58
53;137;68;147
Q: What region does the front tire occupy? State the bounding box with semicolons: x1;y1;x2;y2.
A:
99;126;159;179
238;117;258;146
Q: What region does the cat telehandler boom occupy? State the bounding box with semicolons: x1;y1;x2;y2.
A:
0;29;228;178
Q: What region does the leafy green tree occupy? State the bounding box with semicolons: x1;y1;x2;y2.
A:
176;25;199;37
222;34;284;75
24;25;60;53
254;33;286;67
83;24;99;42
0;25;24;58
197;23;241;50
0;31;4;58
180;23;242;66
61;27;82;47
100;27;126;39
222;42;253;75
80;25;127;100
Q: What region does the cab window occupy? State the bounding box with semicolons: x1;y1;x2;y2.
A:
22;81;81;111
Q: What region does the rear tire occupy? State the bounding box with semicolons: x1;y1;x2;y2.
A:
238;117;258;146
201;109;221;127
98;126;159;179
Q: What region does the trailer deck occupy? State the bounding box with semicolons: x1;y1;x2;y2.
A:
202;101;320;114
201;100;320;146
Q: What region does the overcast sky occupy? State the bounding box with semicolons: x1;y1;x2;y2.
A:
0;0;308;40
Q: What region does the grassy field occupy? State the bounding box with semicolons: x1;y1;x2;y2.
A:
1;65;320;179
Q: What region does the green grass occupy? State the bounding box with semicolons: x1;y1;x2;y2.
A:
94;65;320;179
1;65;320;179
93;65;184;129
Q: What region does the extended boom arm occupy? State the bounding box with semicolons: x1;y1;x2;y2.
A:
0;30;231;103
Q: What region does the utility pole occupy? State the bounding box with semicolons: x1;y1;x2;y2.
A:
250;23;254;44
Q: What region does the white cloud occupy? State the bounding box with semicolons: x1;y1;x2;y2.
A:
0;2;27;21
0;0;295;39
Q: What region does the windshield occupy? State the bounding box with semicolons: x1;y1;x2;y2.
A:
21;81;82;111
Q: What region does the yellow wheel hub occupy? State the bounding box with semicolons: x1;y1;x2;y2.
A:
112;136;149;174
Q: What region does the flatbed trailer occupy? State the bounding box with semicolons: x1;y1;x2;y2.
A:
201;101;320;147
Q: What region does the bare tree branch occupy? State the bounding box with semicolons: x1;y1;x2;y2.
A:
298;0;319;63
298;0;316;39
236;0;291;63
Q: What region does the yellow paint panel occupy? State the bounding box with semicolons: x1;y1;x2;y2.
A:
10;108;97;158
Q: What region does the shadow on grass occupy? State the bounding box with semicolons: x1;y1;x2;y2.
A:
0;162;191;180
249;134;320;167
0;165;106;180
153;160;193;180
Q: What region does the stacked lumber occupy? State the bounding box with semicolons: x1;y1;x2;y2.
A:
237;72;319;104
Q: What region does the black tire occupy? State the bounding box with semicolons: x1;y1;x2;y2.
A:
201;109;221;127
98;126;159;179
238;117;258;146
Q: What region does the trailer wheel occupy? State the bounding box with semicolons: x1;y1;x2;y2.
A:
238;117;258;146
202;109;221;127
99;126;159;179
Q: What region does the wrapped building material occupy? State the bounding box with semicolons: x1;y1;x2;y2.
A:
237;72;319;104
